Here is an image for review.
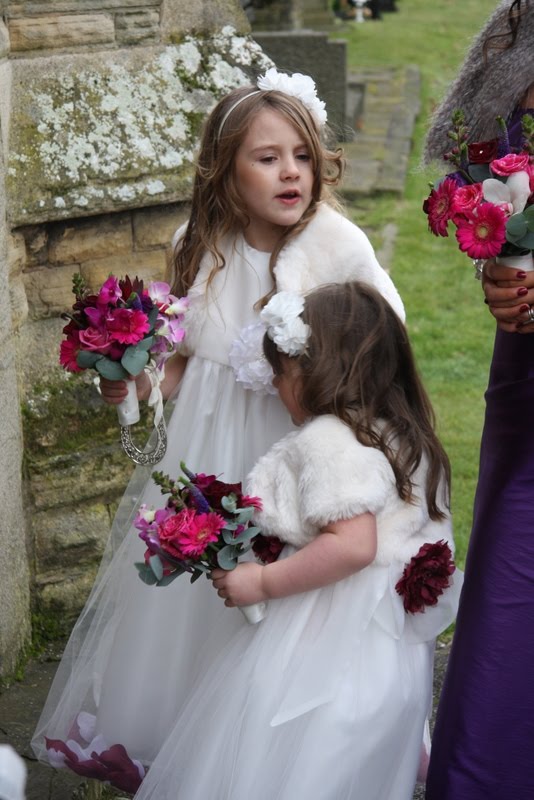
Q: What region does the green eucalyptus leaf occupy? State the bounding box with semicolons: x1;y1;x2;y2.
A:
221;495;238;513
190;569;204;583
514;232;534;249
523;206;534;224
232;526;259;544
235;506;255;524
148;306;159;329
95;357;130;380
222;528;238;545
217;545;239;571
135;563;158;585
149;554;164;581
506;215;529;242
121;346;150;377
76;351;102;369
468;163;492;182
136;335;154;352
157;571;183;587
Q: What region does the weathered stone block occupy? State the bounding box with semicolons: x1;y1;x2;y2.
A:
115;10;160;45
80;248;167;288
21;225;48;267
9;14;115;52
161;0;249;40
23;263;80;317
7;29;272;225
48;213;133;266
34;504;110;568
29;446;131;511
9;1;160;12
0;20;10;59
9;275;29;331
7;232;26;277
36;570;99;620
132;203;189;250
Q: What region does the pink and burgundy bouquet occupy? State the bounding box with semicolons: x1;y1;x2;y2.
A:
134;463;265;586
395;540;456;614
423;111;534;265
60;273;188;382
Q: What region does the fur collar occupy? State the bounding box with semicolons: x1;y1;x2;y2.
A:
425;0;534;162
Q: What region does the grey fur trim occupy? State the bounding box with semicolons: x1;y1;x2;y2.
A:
424;0;533;163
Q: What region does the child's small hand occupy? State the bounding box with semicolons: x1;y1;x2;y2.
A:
211;564;266;607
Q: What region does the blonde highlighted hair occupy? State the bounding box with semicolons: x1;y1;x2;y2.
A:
170;86;344;301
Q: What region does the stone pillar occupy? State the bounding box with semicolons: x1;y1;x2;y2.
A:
0;0;31;678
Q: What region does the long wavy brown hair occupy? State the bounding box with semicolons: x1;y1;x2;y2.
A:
483;0;526;59
170;86;344;301
263;281;451;521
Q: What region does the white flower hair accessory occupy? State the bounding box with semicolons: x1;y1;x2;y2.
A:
218;68;327;137
260;291;311;357
257;68;327;127
229;322;277;396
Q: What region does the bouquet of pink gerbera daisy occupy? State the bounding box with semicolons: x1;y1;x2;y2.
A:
59;273;188;463
134;463;271;623
423;111;534;270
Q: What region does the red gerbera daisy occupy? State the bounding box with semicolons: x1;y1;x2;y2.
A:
423;177;458;237
455;204;507;259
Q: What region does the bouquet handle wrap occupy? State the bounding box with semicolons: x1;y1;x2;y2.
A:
116;379;141;426
496;253;534;272
239;602;267;624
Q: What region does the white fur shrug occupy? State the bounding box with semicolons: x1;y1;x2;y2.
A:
247;415;453;568
176;203;404;355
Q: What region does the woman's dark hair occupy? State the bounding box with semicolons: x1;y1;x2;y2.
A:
264;281;451;521
483;0;525;60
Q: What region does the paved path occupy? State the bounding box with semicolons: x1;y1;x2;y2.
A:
0;64;434;800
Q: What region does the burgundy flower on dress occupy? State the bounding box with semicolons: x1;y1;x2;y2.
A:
252;534;285;564
45;735;145;794
395;540;455;614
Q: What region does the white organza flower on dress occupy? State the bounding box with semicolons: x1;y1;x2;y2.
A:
229;322;277;395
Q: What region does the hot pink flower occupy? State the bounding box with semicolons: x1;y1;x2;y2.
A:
241;495;263;510
455;204;507;259
491;152;531;176
106;308;150;345
423;177;458;237
97;276;122;306
59;338;82;372
452;183;483;218
78;326;113;354
175;512;226;558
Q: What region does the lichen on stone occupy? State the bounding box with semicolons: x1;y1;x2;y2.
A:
8;27;273;225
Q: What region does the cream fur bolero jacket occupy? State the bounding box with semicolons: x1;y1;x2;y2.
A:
175;203;405;356
247;415;454;568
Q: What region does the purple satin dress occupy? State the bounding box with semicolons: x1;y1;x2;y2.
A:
426;331;534;799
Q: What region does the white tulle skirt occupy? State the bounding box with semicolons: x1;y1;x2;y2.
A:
31;356;292;767
133;556;462;800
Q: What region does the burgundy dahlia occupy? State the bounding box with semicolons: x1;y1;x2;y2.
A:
395;540;455;614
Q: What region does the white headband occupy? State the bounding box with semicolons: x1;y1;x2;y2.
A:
260;291;311;357
218;67;327;138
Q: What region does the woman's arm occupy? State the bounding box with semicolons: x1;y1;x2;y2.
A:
211;512;377;607
100;352;188;404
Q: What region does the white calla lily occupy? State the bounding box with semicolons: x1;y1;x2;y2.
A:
483;170;531;215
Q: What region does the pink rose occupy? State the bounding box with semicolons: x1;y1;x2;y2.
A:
78;326;113;354
491;152;531;176
452;183;483;218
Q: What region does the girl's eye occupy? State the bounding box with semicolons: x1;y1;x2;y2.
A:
260;156;276;164
296;153;311;161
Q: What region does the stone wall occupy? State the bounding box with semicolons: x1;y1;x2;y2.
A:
0;0;31;677
1;0;274;672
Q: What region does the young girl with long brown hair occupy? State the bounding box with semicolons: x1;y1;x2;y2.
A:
32;71;404;793
132;281;461;800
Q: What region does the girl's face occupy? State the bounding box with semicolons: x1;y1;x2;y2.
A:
234;108;314;252
273;356;307;426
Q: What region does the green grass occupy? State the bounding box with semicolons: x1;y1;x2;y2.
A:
332;0;498;564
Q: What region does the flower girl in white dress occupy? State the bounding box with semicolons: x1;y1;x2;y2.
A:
32;71;405;793
133;281;462;800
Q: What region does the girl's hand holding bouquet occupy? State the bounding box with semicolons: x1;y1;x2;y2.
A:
59;274;188;463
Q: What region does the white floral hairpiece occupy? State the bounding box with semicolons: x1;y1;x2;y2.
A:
218;68;327;137
260;291;311;357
